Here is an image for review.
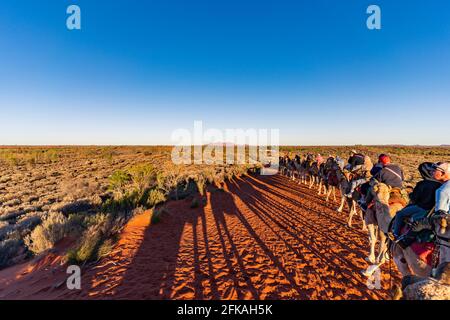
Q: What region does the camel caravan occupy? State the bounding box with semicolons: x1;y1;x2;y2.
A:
279;151;450;299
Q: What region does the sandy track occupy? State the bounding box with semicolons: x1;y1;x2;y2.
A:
0;174;399;300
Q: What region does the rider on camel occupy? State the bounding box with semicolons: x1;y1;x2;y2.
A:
412;162;450;264
344;150;371;197
390;162;442;241
372;154;404;189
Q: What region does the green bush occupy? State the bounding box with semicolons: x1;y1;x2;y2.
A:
128;164;156;194
108;170;132;197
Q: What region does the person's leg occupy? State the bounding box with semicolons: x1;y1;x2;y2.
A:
410;207;427;222
392;206;421;238
346;178;365;196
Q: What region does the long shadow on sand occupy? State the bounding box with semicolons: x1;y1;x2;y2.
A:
66;174;392;300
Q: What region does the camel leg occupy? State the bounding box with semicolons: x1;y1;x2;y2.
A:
363;231;388;278
309;176;314;189
360;209;367;231
318;180;323;195
376;232;388;264
337;196;345;213
366;224;377;264
347;201;356;228
326;187;332;202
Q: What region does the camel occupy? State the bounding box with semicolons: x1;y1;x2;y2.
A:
298;157;309;185
362;182;449;279
279;156;290;177
317;162;327;195
333;166;367;230
288;155;302;182
318;158;339;203
305;160;320;189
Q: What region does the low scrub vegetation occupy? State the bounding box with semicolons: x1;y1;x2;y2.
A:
4;145;444;270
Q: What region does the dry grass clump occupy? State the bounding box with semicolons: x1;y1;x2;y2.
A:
24;212;68;254
66;212;127;264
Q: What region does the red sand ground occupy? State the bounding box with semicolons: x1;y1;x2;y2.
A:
0;174;400;300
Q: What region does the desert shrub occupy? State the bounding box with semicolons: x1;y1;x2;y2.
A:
67;212;128;264
97;238;114;259
128;164;156;194
68;225;102;263
108;170;132;197
202;167;217;184
195;174;206;196
213;169;225;186
101;190;139;213
61;179;101;200
24;212;68;254
101;149;115;163
147;189;166;207
15;213;43;234
66;213;88;237
0;238;23;269
157;168;183;200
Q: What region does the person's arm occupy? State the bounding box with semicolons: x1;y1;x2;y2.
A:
435;185;450;213
374;168;383;182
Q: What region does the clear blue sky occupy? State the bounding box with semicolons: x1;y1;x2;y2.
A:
1;0;449;145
